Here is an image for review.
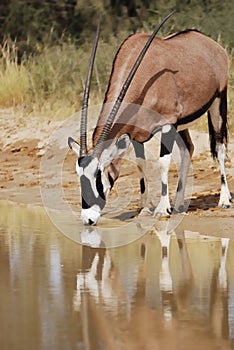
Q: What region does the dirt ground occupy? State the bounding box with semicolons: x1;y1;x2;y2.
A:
1;108;234;237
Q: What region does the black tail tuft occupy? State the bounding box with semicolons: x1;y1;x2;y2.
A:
220;87;228;144
208;111;217;158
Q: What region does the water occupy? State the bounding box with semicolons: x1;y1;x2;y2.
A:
0;201;234;350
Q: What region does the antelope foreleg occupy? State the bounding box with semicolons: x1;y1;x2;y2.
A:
132;140;148;211
154;125;177;217
173;129;194;213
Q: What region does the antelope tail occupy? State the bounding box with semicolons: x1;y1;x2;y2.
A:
207;88;228;159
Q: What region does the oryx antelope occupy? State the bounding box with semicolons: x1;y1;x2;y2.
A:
68;11;232;225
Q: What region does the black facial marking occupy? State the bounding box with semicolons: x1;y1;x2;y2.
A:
140;178;145;194
162;183;167;196
80;174;106;210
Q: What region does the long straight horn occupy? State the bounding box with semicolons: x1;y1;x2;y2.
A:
92;10;176;158
80;16;102;157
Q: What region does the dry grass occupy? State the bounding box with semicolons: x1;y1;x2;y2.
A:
0;36;233;133
0;65;30;107
0;37;119;120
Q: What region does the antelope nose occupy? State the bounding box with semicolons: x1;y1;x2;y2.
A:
88;219;95;225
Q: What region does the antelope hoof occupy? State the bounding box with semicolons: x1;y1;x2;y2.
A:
218;197;232;209
138;207;152;217
218;204;231;209
172;205;185;214
153;207;172;218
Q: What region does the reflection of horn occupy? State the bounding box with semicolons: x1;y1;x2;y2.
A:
92;10;176;159
80;16;101;157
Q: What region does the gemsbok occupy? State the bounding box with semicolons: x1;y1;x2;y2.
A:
68;11;232;225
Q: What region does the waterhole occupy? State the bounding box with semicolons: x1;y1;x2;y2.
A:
0;201;233;350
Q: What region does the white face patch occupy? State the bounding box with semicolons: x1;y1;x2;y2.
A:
81;205;101;225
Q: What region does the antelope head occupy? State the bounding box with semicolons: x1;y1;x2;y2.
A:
68;132;131;225
68;12;175;225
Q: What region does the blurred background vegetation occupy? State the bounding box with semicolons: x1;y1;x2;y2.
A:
0;0;233;123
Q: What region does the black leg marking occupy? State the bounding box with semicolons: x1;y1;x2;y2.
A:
176;179;183;193
173;129;194;213
132;140;147;209
160;125;177;157
140;178;145;194
208;88;228;159
162;183;167;196
132;140;145;159
221;174;226;185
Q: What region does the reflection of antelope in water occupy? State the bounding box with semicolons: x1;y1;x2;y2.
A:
74;229;231;348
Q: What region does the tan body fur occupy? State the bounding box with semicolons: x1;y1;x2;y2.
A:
93;30;229;145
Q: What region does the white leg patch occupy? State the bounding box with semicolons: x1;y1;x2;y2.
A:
217;144;231;208
173;147;191;212
154;154;172;217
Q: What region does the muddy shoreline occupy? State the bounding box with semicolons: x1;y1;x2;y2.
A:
1;111;234;238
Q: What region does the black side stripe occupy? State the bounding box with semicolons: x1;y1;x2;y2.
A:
177;90;219;127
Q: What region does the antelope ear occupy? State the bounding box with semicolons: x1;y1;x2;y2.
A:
99;134;131;168
68;137;80;156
